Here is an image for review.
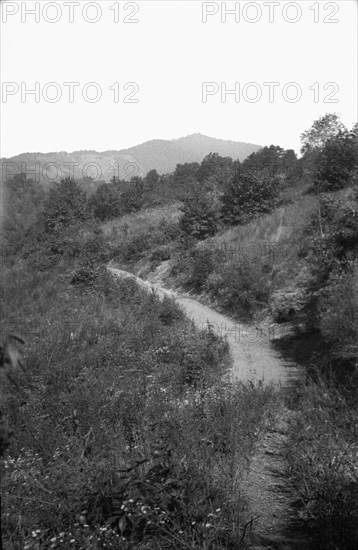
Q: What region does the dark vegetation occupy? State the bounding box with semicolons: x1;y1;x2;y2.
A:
1;113;358;549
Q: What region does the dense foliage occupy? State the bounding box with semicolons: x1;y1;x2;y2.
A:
221;171;281;225
314;127;358;191
242;145;298;182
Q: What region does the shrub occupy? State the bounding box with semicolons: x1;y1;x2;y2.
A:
318;263;358;369
303;189;358;290
70;264;101;287
206;259;271;320
158;295;184;326
269;287;308;323
287;380;358;550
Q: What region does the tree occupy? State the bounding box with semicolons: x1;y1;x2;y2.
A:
299;114;348;184
179;185;220;240
197;153;234;186
221;171;280;226
173;162;200;197
300;113;346;155
314;128;358;191
22;178;90;263
41;178;89;232
1;174;45;255
89;182;122;221
242;145;298;181
120;177;144;214
145;169;159;188
281;149;299;181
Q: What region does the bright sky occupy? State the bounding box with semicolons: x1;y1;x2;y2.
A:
0;0;357;157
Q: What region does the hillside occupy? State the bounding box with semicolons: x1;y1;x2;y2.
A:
2;115;358;550
0;134;261;185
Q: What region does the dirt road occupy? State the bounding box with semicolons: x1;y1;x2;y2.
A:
108;265;304;547
108;266;299;387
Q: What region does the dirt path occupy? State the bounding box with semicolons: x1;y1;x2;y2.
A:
108;265;304;548
108;266;299;387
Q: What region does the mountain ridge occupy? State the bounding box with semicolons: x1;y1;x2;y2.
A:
1;133;262;184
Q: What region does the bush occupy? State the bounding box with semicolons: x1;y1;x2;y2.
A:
158;295;184;326
288;380;358;550
269;287;308;323
318;263;358;369
206;259;271;320
70;264;102;287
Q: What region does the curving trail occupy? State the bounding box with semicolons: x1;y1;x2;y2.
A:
108;266;299;387
108;265;305;547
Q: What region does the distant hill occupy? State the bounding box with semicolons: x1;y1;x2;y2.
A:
0;134;261;185
121;133;262;174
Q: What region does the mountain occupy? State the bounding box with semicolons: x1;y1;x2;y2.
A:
0;134;261;185
121;133;262;174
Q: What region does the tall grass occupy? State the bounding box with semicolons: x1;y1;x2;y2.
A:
1;256;277;549
286;378;358;550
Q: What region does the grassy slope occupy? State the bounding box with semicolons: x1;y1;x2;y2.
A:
1;244;277;549
3;177;357;549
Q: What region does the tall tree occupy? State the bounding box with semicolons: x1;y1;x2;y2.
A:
41;178;89;232
300;113;346;155
314;127;358;191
